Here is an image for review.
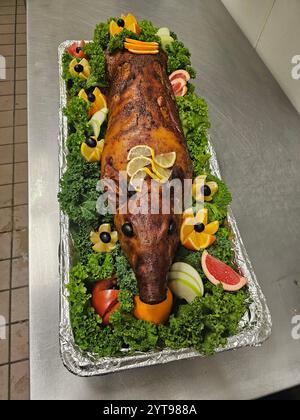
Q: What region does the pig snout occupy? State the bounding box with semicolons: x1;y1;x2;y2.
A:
135;254;169;304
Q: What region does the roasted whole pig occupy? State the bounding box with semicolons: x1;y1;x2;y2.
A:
101;50;193;304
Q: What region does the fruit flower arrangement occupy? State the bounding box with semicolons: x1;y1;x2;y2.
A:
59;14;250;359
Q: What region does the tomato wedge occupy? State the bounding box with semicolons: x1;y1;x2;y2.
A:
103;302;121;325
92;287;119;318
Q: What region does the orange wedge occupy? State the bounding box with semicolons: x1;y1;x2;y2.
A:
109;20;122;36
125;38;159;47
127;48;159;55
124;13;137;27
180;217;195;243
204;221;219;235
183;231;216;251
127;22;141;35
124;42;157;51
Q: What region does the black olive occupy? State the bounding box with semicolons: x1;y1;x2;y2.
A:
194;223;205;233
76;47;81;53
88;92;96;102
168;220;176;235
85;137;97;148
67;79;74;89
74;64;84;73
201;184;211;197
117;18;125;27
100;232;111;244
122;222;134;237
85;86;95;94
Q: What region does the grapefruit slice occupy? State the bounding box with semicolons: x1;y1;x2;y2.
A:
169;69;190;82
201;251;248;292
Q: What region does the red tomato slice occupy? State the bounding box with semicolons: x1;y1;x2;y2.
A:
92;288;119;318
67;40;87;59
93;278;117;293
103;302;121;326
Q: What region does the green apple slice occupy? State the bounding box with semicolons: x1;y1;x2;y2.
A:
89;119;101;139
157;27;170;37
89;108;108;138
160;35;174;50
91;109;107;125
168;273;201;303
170;262;204;296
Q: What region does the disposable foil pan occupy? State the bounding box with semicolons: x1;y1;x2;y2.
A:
58;41;272;376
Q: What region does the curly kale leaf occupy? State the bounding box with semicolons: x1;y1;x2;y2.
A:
159;284;248;355
165;40;196;78
204;175;232;222
176;93;211;175
63;97;91;134
93;22;110;48
115;249;138;295
58;152;99;225
83;42;108;87
138;19;160;42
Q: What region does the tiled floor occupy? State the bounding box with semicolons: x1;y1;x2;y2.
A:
0;0;29;401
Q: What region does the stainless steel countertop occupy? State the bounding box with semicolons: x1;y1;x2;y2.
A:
28;0;300;400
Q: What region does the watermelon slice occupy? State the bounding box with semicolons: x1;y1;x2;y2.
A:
201;251;247;292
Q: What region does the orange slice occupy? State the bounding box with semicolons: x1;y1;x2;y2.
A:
124;42;158;51
124;13;138;28
93;88;107;110
133;288;173;324
183;231;216;251
204;221;219;235
109;20;122;36
127;22;141;35
127;48;159;54
125;38;159;47
180;217;195;243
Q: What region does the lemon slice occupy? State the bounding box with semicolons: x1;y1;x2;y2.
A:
127;145;154;161
129;169;147;192
127;156;152;177
153;165;172;183
153;152;176;168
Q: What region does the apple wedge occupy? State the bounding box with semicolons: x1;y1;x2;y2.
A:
168;262;204;303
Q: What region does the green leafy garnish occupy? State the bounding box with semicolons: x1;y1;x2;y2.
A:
176;93;211;175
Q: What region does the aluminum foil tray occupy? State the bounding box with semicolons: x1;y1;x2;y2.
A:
58;41;272;376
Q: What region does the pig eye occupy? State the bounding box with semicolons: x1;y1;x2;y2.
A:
168;220;176;235
122;222;134;237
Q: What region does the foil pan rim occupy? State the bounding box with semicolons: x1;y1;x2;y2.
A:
58;40;272;377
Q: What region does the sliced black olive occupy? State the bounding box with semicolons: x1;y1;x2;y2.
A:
201;185;211;197
74;64;84;73
168;220;176;235
194;223;205;233
100;232;111;244
76;47;82;53
88;92;96;102
85;137;97;148
122;222;134;237
117;18;125;27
